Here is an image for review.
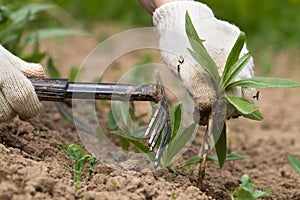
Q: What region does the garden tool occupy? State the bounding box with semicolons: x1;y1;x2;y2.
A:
29;73;170;167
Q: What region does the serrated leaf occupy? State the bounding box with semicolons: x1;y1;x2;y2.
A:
163;123;196;166
223;32;246;78
214;123;227;168
227;77;300;89
286;152;300;176
185;12;220;85
220;53;251;91
170;103;182;140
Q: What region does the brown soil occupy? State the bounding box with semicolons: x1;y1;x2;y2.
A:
1;36;300;200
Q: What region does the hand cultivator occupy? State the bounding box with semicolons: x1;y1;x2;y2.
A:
29;73;170;167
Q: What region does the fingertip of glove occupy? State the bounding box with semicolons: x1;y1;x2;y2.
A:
21;63;45;78
2;76;42;121
18;102;42;121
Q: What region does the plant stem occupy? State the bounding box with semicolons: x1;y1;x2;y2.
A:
197;119;211;188
197;154;207;189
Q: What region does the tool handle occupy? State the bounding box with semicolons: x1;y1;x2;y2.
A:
30;78;160;102
30;78;68;102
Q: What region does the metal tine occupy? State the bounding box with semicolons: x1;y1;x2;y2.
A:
155;122;171;167
154;99;171;167
152;72;171;167
148;107;165;148
149;109;167;151
144;104;162;137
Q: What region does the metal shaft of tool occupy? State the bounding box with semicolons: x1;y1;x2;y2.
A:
30;78;160;103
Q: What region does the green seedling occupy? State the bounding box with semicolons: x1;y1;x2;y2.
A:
35;129;45;138
111;180;118;188
286;152;300;176
62;144;98;189
231;174;270;200
171;192;177;199
185;11;300;168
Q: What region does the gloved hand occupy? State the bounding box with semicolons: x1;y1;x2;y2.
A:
141;0;257;125
0;45;45;122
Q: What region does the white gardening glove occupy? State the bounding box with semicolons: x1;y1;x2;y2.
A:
0;45;45;122
153;1;257;125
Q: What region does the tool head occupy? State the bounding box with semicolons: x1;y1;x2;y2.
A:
145;72;171;167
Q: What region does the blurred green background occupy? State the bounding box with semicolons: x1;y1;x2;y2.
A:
1;0;300;75
2;0;300;48
53;0;300;49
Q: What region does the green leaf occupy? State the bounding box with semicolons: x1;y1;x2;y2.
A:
236;174;270;200
220;53;251;91
46;57;61;78
185;11;220;85
242;110;264;121
120;138;130;151
170;103;183;140
188;49;220;85
163;123;196;166
185;11;204;48
223;32;246;78
68;66;83;82
10;3;55;24
26;28;88;44
75;155;91;171
177;156;201;169
107;109;118;130
214;123;227;168
225;96;263;120
225;96;258;115
64;144;85;160
207;152;246;162
286;152;300;176
110;130;149;153
252;191;271;199
112;101;129;128
177;152;246;169
227;77;300;89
